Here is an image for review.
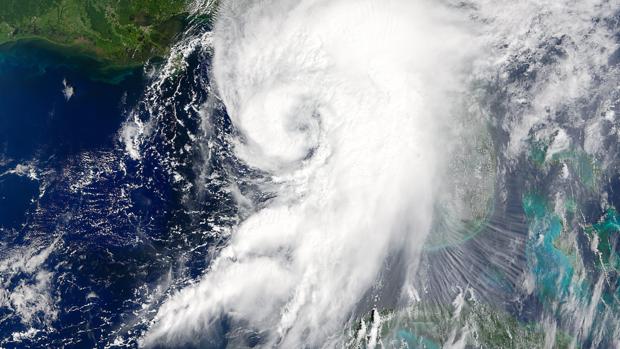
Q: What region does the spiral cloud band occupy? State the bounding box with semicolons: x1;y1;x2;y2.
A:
143;0;478;347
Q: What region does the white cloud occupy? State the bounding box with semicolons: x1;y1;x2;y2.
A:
143;0;620;346
0;238;60;331
143;0;479;347
62;78;74;101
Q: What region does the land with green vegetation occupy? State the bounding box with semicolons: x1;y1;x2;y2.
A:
0;0;191;65
351;302;572;349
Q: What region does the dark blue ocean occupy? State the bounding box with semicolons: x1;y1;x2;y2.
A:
0;37;232;348
0;41;146;226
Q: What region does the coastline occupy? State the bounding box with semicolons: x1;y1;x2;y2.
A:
0;38;146;84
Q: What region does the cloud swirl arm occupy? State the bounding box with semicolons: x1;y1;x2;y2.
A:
142;0;478;347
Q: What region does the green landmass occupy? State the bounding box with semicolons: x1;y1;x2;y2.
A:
0;0;191;65
350;302;572;348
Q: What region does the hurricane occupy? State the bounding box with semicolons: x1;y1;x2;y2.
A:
142;0;480;346
1;0;619;348
141;0;620;347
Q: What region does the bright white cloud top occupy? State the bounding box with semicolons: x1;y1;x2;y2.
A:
143;0;478;347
